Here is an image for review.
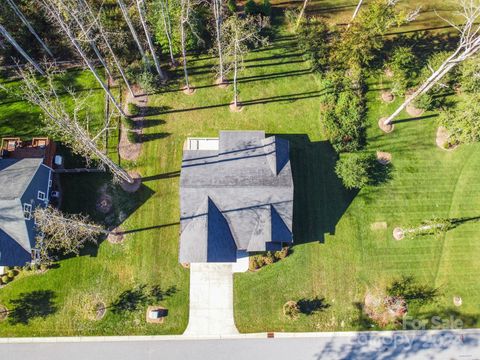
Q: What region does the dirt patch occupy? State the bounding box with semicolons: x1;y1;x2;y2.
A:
107;226;125;244
0;305;8;321
371;222;388;230
405;94;424;117
393;227;405;240
378;117;394;133
436;126;458;151
215;77;229;88
146;306;168;324
119;86;147;162
376;151;392;165
120;170;142;193
181;263;190;269
381;91;395;103
453;296;463;307
229;101;244;112
182;86;196;95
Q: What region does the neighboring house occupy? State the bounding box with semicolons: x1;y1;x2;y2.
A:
179;131;294;264
0;158;53;271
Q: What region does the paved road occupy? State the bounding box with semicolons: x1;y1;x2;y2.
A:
1;330;480;360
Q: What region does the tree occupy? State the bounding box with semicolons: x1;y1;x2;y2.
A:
136;0;167;80
212;0;226;83
40;0;126;117
335;153;375;189
34;206;106;263
80;0;135;97
117;0;147;61
387;46;419;96
0;25;45;75
348;0;364;27
157;0;176;65
221;15;267;108
12;65;134;184
179;0;202;92
295;0;310;31
5;0;54;58
459;55;480;93
382;1;480;128
439;93;480;144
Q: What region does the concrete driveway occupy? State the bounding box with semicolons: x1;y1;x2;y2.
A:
183;263;239;336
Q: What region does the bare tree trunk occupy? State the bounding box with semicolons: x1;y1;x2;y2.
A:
213;0;224;80
5;0;54;58
117;0;147;60
159;0;175;64
180;16;190;90
233;40;238;107
136;0;166;80
295;0;309;30
81;0;135;97
41;1;126;117
0;25;45;74
348;0;364;28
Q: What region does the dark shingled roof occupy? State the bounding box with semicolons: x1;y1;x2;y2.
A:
179;131;294;263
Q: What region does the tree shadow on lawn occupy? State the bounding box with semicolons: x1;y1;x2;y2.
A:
277;134;358;244
8;290;57;325
298;297;331;315
111;284;178;314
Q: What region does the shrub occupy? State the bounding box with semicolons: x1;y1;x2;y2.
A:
322;85;366;153
227;0;236;13
283;301;300;319
40;263;49;272
264;251;275;265
261;0;271;17
127;130;138;144
138;71;158;94
122;116;135;129
413;92;434;111
244;0;259;15
1;275;9;284
274;247;289;260
459;56;480;93
127;103;139;116
387;46;419;96
6;270;14;278
335;153;376;189
297;18;332;73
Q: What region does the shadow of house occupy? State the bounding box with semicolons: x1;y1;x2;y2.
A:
8;290;57;325
279;134;358;244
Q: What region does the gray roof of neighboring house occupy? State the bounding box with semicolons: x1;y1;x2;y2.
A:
0;158;46;266
179;131;294;263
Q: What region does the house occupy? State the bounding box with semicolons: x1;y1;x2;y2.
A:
0;155;53;272
179;131;294;264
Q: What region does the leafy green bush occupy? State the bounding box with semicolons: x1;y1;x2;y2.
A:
459;56;480;94
439;93;480;145
138;71;158;94
274;247;289;260
335;153;376;189
261;0;271;17
6;270;14;279
321;84;366;153
387;46;419;96
244;0;259;15
413;92;434;111
122;116;135;129
1;275;9;284
127;103;139;116
227;0;237;13
297;18;332;73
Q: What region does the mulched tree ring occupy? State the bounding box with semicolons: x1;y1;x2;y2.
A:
0;305;8;321
215;77;229;88
107;227;125;244
378;117;394;133
181;263;190;269
436;126;458;151
393;227;405;241
376;151;392;165
229;101;244;112
453;296;463;307
381;91;395;103
182;86;196;95
406;103;424;117
96;194;113;214
146;306;168;324
94;302;107;320
120;171;142;193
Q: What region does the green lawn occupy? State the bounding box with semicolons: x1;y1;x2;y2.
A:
0;0;479;336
